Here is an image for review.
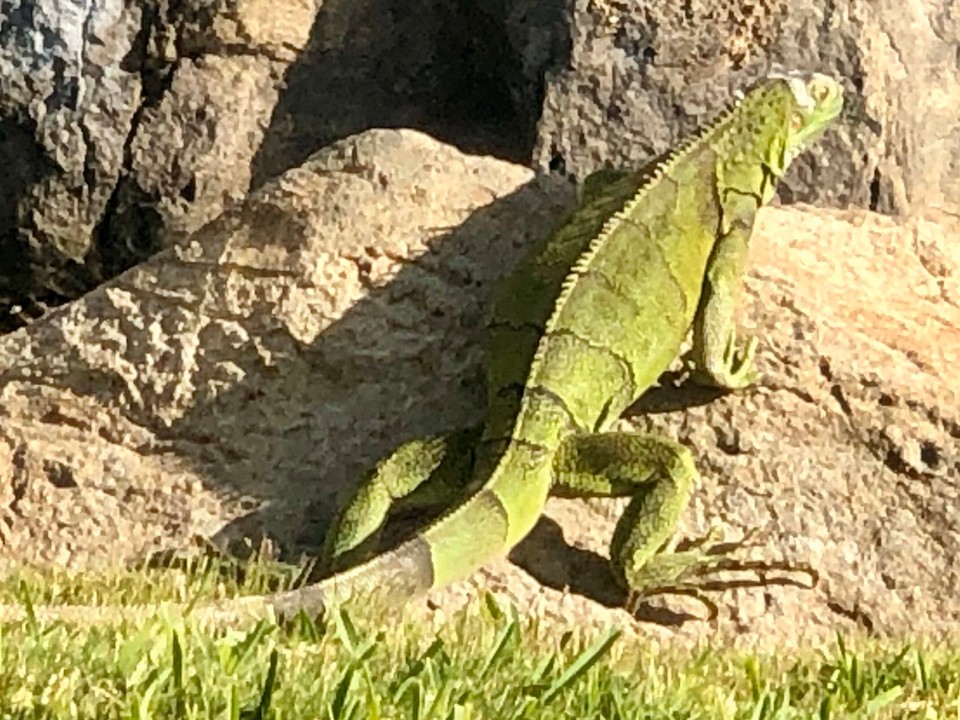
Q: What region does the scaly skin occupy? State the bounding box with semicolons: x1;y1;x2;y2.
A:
0;71;842;627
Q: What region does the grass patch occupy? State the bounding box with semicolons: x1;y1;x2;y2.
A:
2;550;302;608
1;560;959;719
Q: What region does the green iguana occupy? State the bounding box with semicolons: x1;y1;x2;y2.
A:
4;70;842;626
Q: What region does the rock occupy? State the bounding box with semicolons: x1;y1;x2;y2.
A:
8;1;953;330
0;127;957;646
535;0;960;216
0;128;567;570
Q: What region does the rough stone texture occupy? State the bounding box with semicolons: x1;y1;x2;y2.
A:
0;128;957;647
0;129;569;568
0;0;570;330
7;0;956;336
535;0;960;215
0;0;314;325
0;0;141;309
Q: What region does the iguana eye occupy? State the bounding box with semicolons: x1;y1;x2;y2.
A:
790;111;805;131
809;79;832;103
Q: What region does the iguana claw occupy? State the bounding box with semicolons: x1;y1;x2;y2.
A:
689;330;759;389
623;526;820;623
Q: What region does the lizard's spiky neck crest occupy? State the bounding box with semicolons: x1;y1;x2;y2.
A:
639;75;804;194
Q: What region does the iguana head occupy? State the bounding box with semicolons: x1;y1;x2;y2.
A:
707;71;843;207
773;71;844;163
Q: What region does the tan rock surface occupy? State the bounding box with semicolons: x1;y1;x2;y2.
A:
0;129;957;646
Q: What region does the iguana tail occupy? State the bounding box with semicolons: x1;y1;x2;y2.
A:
266;439;554;618
0;442;552;627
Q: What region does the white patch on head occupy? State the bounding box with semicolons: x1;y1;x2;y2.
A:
785;76;816;111
766;69;818;111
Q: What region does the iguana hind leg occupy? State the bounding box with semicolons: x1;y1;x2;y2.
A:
320;426;481;573
551;432;704;593
551;432;814;614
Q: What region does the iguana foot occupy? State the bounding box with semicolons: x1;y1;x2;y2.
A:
623;527;818;621
689;331;759;390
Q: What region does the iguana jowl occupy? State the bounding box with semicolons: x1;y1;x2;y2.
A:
7;71;843;625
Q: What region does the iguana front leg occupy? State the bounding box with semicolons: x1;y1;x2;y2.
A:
688;194;760;390
320;426;480;573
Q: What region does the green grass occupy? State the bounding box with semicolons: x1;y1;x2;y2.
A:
1;560;959;719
